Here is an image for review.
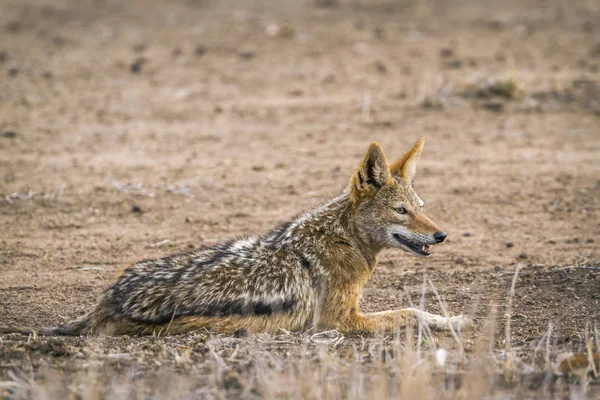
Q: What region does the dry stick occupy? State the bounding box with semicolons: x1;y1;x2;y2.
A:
532;323;551;370
416;274;426;358
596;323;600;370
418;274;436;351
504;264;523;383
164;304;179;337
427;278;464;359
540;322;555;398
586;322;598;378
403;285;435;353
544;322;554;371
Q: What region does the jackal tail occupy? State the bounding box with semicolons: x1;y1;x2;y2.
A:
0;314;92;336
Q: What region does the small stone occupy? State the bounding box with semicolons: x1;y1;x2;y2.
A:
487;19;504;31
131;204;143;213
442;60;462;69
132;43;147;53
278;23;296;39
2;131;17;138
316;0;338;7
321;74;336;85
482;102;504;112
195;45;207;57
518;252;528;259
130;58;147;73
591;42;600;57
494;265;502;272
374;60;387;73
505;242;514;248
6;21;21;33
238;50;255;60
462;232;472;237
440;48;454;58
455;257;466;265
8;67;18;77
265;23;295;39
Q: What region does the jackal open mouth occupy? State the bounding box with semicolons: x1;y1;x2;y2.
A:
392;234;432;256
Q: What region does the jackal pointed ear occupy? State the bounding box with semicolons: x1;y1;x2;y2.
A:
389;137;425;185
352;142;392;194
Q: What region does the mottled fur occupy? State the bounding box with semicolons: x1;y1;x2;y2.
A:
1;139;472;336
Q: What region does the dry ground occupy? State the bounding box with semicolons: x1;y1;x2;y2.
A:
0;0;599;398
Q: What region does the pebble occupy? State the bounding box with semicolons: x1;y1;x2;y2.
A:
130;58;147;73
1;131;17;138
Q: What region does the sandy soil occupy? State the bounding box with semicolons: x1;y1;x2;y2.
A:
0;0;599;396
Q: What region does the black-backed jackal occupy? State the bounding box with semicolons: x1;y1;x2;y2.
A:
2;139;472;336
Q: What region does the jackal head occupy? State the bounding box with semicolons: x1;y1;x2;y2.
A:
349;138;446;257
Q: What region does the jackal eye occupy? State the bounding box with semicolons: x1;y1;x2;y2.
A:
395;207;407;215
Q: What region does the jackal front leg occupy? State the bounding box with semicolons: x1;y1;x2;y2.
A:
338;308;473;334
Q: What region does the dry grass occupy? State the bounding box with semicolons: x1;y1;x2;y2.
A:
1;295;598;399
463;75;527;100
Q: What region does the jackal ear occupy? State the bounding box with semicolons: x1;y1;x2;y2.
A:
353;142;391;193
389;137;425;185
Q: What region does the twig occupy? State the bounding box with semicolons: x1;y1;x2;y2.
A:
164;305;179;337
505;264;523;383
416;275;425;357
403;275;435;355
427;278;464;359
75;267;105;272
595;324;600;372
532;323;551;369
146;239;170;248
310;329;344;343
586;323;598;378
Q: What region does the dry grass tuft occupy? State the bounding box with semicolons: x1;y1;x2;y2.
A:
463;74;527;100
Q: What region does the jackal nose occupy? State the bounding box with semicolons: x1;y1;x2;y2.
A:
433;231;447;243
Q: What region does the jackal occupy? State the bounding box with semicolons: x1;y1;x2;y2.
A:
2;139;472;336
